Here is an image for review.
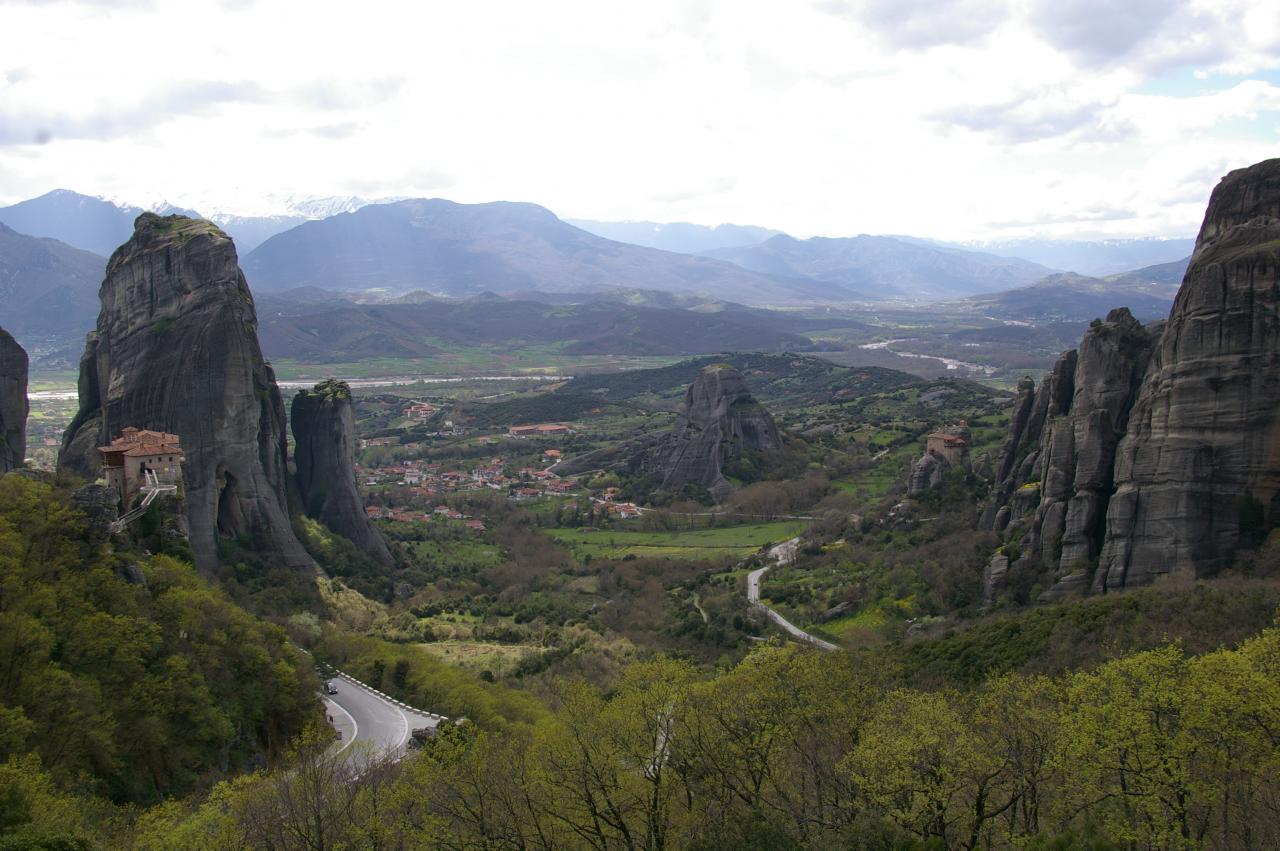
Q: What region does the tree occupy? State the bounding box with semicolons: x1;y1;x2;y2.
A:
1054;646;1205;848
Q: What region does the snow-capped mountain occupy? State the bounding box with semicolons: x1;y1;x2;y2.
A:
2;190;405;254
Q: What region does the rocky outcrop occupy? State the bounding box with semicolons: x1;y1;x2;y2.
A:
0;327;27;473
556;364;782;501
58;214;313;573
907;424;971;495
70;483;119;544
981;551;1010;610
292;379;392;565
655;364;782;500
1095;158;1280;590
907;452;949;494
983;158;1280;598
980;309;1160;597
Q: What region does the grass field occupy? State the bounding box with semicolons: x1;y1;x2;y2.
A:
416;640;540;674
545;520;808;561
406;539;504;572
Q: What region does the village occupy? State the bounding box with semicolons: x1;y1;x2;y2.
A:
356;404;644;527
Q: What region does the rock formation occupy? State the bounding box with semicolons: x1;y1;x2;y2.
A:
556;364;782;501
58;213;313;572
979;309;1163;599
656;364;783;500
69;483;119;544
907;425;970;495
1096;159;1280;590
982;158;1280;598
0;327;27;474
291;379;392;565
907;452;949;494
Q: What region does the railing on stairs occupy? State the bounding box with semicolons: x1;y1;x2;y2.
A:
109;470;178;533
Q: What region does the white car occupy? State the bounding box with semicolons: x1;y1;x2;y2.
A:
324;680;338;695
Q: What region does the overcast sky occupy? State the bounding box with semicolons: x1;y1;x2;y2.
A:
1;0;1277;241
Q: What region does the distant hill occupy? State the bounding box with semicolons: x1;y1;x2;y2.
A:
0;189;340;254
1110;255;1190;285
703;234;1052;300
0;222;106;341
563;351;921;408
0;189;141;256
962;237;1195;277
242;199;856;304
958;271;1180;322
255;293;821;361
567;219;782;254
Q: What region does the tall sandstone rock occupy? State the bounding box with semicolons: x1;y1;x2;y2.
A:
0;327;28;473
655;364;782;501
1096;158;1280;590
292;379;393;565
554;363;782;501
983;158;1280;598
59;214;313;572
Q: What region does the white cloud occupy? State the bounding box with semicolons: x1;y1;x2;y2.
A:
0;0;1276;240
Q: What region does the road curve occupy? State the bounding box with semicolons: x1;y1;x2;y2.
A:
747;538;838;652
323;674;440;765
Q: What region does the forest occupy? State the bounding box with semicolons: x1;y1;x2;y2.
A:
3;469;1279;849
127;636;1280;850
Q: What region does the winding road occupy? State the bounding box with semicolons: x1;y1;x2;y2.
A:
747;538;838;652
323;673;441;767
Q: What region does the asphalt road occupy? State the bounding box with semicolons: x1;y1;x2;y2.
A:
747;537;838;652
323;676;440;765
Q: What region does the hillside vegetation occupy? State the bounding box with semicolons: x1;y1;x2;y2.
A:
140;634;1280;850
0;475;316;839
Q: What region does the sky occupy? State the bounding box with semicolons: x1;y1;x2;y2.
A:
1;0;1277;241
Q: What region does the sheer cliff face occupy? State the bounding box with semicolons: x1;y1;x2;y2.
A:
1096;159;1280;590
0;327;27;473
981;310;1159;584
291;380;392;565
59;213;313;572
658;364;782;501
983;158;1280;597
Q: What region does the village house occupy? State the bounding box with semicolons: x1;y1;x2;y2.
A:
404;402;438;420
98;427;185;509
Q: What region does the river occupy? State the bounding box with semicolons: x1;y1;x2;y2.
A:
858;340;995;375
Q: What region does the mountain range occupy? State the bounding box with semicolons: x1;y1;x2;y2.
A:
703;233;1054;299
240;198;856;303
567;219;782;254
0;189;1201;348
0;190;173;257
0;189;385;255
0;222;105;339
958;256;1190;322
950;237;1196;277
